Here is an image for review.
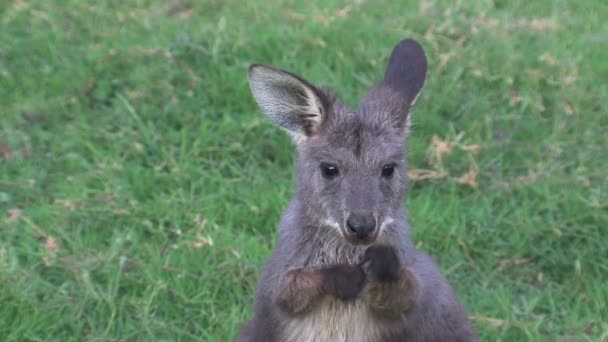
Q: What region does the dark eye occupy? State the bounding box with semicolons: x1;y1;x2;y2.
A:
320;162;339;179
381;163;396;178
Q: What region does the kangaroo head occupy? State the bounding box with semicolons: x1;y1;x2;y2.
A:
248;39;427;245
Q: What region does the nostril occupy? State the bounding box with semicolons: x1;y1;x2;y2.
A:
365;221;376;234
347;219;357;234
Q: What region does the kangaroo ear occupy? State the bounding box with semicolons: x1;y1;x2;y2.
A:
360;39;428;133
248;64;329;140
383;39;427;106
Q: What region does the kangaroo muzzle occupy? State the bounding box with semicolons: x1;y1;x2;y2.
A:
344;210;377;243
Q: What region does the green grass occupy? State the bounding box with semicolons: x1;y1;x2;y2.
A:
1;0;607;341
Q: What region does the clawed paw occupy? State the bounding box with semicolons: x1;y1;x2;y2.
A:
363;245;401;282
321;264;365;300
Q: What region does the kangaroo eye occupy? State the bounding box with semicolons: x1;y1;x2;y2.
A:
320;162;339;179
381;163;396;178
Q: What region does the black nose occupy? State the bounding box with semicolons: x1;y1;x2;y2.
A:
346;211;376;239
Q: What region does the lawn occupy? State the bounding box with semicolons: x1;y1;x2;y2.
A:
1;0;606;341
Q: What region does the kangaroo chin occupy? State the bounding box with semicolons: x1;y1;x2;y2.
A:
238;38;478;342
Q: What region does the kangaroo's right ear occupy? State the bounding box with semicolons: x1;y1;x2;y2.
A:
248;64;329;140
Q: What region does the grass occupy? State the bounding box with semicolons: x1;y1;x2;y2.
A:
0;0;606;340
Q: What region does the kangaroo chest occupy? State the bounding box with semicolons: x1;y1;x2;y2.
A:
282;298;380;342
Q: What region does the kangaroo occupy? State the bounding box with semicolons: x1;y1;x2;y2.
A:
238;39;478;342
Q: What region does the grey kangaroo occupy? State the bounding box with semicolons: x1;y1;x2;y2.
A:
238;39;477;342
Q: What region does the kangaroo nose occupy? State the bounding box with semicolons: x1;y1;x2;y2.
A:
346;211;376;239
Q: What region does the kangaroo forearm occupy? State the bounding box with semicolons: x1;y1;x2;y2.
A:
365;268;417;318
273;268;324;315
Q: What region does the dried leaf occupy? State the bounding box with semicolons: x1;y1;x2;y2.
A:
0;142;12;161
54;198;77;211
455;169;479;189
3;0;29;24
94;193;114;202
518;171;537;184
113;208;129;216
284;9;305;21
186;215;213;249
436;53;452;73
528;18;557;32
42;256;52;266
44;236;60;253
470;316;505;327
539;52;556;66
21;139;32;159
231;248;241;259
576;176;590;187
476;17;498;29
564;100;575;116
429;134;454;166
22;111;46;125
166;2;193;19
7;208;22;223
459;144;481;153
419;0;432;15
509;94;524;106
335;5;353;18
564;76;577;85
186;236;213;249
498;257;530;268
407;169;447;181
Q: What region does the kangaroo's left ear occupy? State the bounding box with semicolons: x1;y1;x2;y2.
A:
359;39;428;134
248;64;330;141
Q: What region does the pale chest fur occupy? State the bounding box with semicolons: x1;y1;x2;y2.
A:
282;298;380;342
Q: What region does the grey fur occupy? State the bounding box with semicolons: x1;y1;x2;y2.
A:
239;39;477;342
